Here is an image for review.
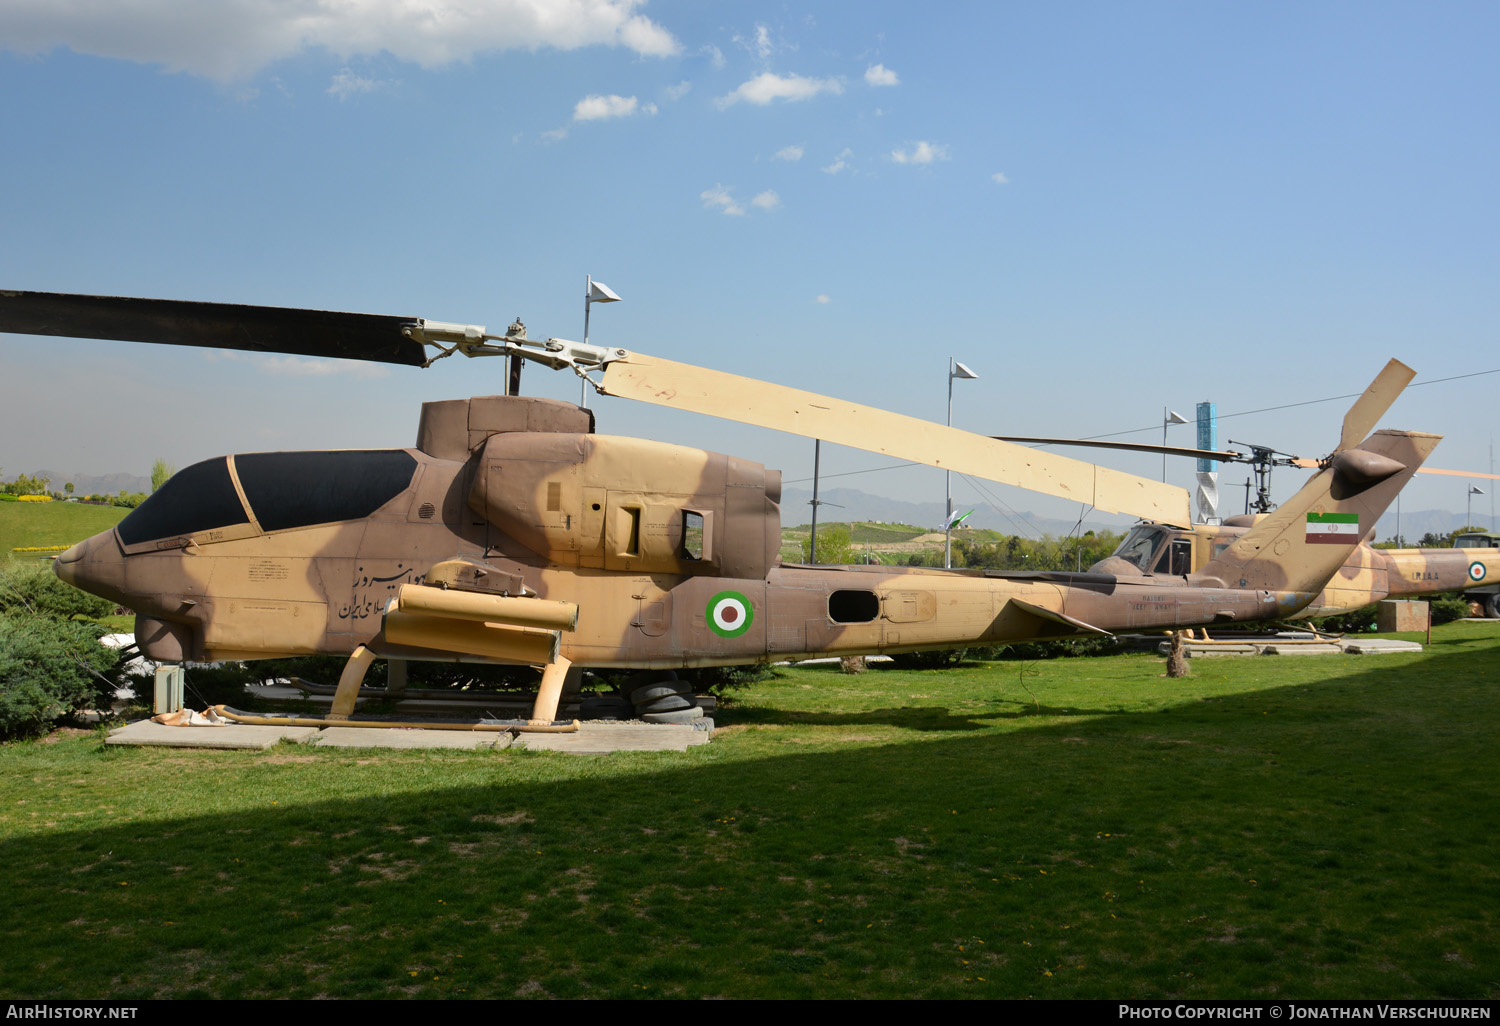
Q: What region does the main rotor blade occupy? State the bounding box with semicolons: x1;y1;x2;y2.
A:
1337;358;1416;453
0;291;428;367
994;435;1244;462
600;353;1192;524
1415;467;1500;481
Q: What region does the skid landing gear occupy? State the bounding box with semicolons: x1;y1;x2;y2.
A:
222;645;580;733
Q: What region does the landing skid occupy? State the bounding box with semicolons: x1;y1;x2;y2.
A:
214;706;579;733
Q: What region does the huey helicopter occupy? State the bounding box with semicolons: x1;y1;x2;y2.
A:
0;290;1438;727
994;435;1500;618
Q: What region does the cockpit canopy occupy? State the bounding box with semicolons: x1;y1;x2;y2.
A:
1104;524;1194;576
117;450;418;548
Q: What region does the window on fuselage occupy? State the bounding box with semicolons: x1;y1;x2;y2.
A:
1153;538;1193;576
116;457;248;546
829;590;879;623
1113;526;1166;573
682;511;705;560
236;450;418;532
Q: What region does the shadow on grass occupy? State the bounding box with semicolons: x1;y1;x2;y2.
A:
723;700;1113;730
1;640;1496;1000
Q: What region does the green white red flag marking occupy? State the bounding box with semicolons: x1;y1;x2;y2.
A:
1305;512;1359;544
1469;561;1486;582
706;590;754;638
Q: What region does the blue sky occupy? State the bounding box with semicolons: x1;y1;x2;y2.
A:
2;1;1497;531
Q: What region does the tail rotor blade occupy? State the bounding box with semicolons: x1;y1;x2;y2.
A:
1337;359;1416;453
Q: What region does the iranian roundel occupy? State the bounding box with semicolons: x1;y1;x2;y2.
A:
1469;561;1487;583
706;590;754;638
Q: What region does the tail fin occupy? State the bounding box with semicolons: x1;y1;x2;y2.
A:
1194;429;1441;594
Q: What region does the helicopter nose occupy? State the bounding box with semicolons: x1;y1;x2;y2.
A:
53;540;86;583
52;530;127;602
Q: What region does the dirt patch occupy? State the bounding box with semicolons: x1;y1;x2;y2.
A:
38;728;94;745
472;811;532;825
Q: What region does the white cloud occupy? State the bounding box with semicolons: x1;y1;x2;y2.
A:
327;68;384;99
755;24;773;59
822;147;852;174
716;72;843;108
573;93;654;120
891;141;948;165
665;80;691;101
209;350;389;379
701;43;725;68
864;63;898;86
772;145;804;162
751;190;780;211
701;184;745;216
540;126;568;142
815;294;830;304
991;172;1010;185
701;184;780;216
0;0;681;81
732;23;787;62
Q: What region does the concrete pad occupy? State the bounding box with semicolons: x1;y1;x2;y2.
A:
1342;639;1424;654
516;719;714;754
106;719;318;750
310;727;515;750
1169;644;1261;657
1259;644;1342;655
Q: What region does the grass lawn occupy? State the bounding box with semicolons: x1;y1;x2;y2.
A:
1;623;1496;999
0;501;127;560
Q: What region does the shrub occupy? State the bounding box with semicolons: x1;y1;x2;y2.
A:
1430;595;1472;626
887;649;968;669
0;612;121;740
690;662;777;696
1309;604;1380;635
992;636;1125;660
0;561;118;621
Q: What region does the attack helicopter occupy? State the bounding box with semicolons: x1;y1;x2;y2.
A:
0;290;1437;726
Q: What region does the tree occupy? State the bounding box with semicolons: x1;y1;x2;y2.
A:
803;523;854;565
151;458;176;493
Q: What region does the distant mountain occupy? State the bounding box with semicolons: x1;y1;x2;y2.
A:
28;470;151;497
780;486;1135;537
781;485;1486;545
1372;508;1498;544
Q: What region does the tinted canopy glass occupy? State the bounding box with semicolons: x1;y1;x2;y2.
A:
117;457;248;546
236;450;417;532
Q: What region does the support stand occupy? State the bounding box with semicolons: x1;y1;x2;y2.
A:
153;665;184;715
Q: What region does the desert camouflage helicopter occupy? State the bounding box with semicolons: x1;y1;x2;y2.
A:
994;436;1500;618
0;291;1437;727
1087;517;1500;619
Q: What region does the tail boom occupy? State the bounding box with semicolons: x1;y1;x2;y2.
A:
1193;429;1441;596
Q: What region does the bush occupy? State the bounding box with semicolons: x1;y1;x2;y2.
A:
0;561;118;621
1308;604;1380;635
0;612;121;740
1430;595;1472;626
992;636;1125;660
887;649;968;669
689;662;777;696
